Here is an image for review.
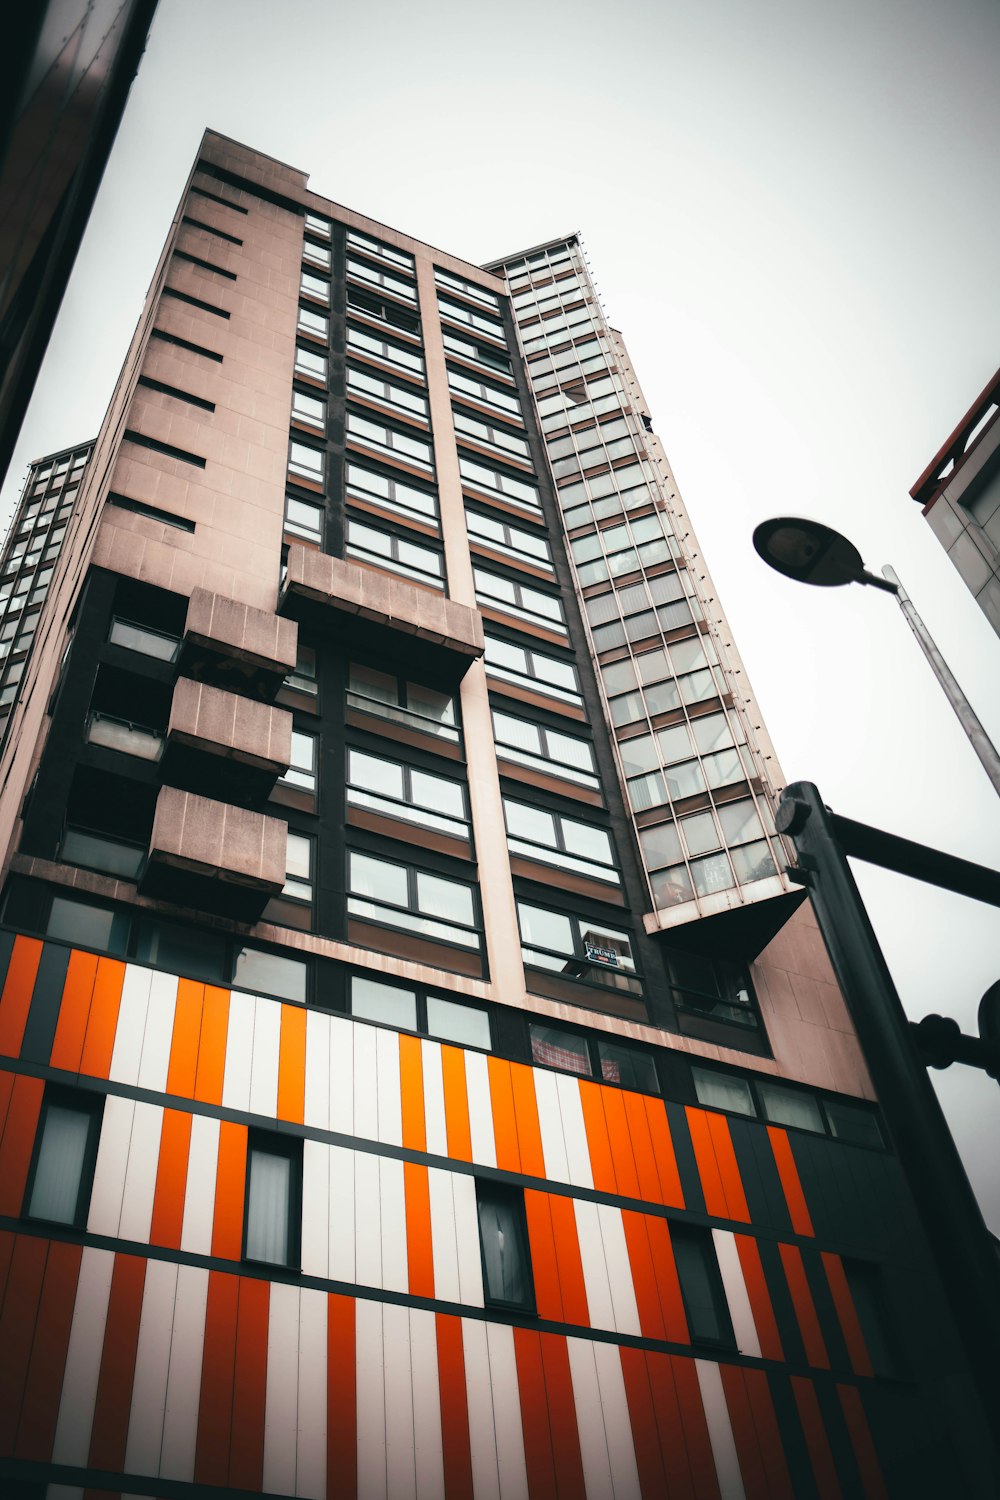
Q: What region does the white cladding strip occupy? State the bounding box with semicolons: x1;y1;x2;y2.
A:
52;1246;116;1464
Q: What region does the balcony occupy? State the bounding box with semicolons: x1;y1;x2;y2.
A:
139;785;286;920
180;588;297;700
280;545;484;682
163;678;292;801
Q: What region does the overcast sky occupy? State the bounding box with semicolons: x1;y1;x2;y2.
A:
5;0;999;1222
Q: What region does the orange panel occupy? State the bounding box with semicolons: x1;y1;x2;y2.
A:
229;1275;269;1490
778;1243;830;1369
734;1234;784;1362
622;1092;661;1203
88;1253;147;1471
440;1045;472;1162
0;936;43;1058
767;1126;815;1236
524;1189;563;1322
644;1097;685;1209
212;1122;248;1260
579;1080;617;1194
719;1363;769;1499
327;1293;357;1500
742;1366;794;1499
790;1376;843;1500
49;949;99;1072
404;1161;435;1298
195;1270;239;1486
399;1033;426;1152
194;985;230;1106
821;1252;873;1378
837;1384;889;1500
621;1210;665;1340
0;1234;46;1450
0;1227;14;1305
539;1332;587;1500
646;1350;695;1500
670;1354;721;1499
601;1087;640;1200
487;1056;520;1172
684;1107;728;1218
547;1192;589;1327
79;958;126;1080
619;1345;667;1499
509;1062;545;1179
0;1074;44;1215
166;979;205;1098
705;1111;750;1222
276;1002;307;1123
646;1216;690;1344
0;1068;13;1136
14;1238;83;1461
149;1108;193;1250
436;1313;473;1500
514;1326;557;1498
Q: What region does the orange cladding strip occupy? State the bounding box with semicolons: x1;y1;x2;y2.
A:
79;958;126;1079
211;1121;248;1260
767;1126;815;1236
436;1313;473;1500
0;1234;47;1451
440;1045;472;1162
524;1189;564;1322
195;1270;240;1486
778;1243;830;1369
547;1192;589;1327
670;1354;721;1499
645;1097;685;1208
645;1350;696;1499
149;1108;193;1250
821;1252;874;1378
578;1080;617;1194
487;1056;520;1172
622;1092;661;1203
276;1002;307;1123
600;1087;640;1200
509;1062;545;1178
15;1237;83;1461
88;1253;147;1472
49;949;99;1072
166;979;205;1098
327;1293;357;1500
404;1161;435;1298
705;1111;750;1222
719;1363;769;1499
513;1326;558;1499
399;1033;426;1152
194;985;230;1106
0;1067;13;1136
646;1216;690;1344
0;1073;44;1215
619;1345;667;1499
539;1332;586;1500
734;1234;784;1362
0;936;43;1058
621;1210;665;1340
836;1384;889;1500
741;1366;795;1499
229;1276;269;1490
790;1376;843;1500
684;1107;729;1218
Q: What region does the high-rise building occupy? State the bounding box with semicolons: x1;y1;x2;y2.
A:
0;438;93;739
0;131;992;1499
910;366;1000;637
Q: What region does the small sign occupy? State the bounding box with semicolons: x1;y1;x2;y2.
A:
585;943;620;968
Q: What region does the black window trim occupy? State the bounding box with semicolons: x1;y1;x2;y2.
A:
24;1084;104;1229
242;1129;303;1271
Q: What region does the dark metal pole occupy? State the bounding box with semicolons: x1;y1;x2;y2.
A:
779;782;1000;1489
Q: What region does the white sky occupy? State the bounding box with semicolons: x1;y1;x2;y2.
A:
4;0;999;1223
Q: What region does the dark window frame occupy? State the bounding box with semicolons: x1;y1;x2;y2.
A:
242;1130;303;1270
348;971;493;1053
24;1085;104;1229
527;1018;659;1096
476;1179;535;1314
691;1062;886;1151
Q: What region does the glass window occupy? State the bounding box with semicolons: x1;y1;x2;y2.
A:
505;798;618;884
347;520;444;588
348;853;480;951
232;946;308;1004
477;1183;533;1310
108;617;180;663
672;1231;732;1344
348;749;467;835
438;294;506;343
459;457;540;512
692;1067;756;1117
483;635;581;706
284;831;313;902
453;408;531;460
244;1136;300;1267
26;1091;102;1225
298;307;328;339
435;268;500;308
292;389;326;431
466;510;551;567
426;996;491;1050
348;663;458;740
348;365;428;417
448;368;521;416
529;1023;592;1076
666;952;759;1029
295;345;328;380
347;412;434;470
824;1099;884;1150
517;902;640;994
351;975;418;1031
491;710;597;786
300;270;330;303
289;441;325;483
597;1038;659;1093
758;1081;824;1133
282;730;317;792
347;229;415;272
348;325;425;376
346;462;437;523
284;494;323;541
474;567;565;630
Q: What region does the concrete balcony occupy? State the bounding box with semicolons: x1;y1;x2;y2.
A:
139;784;285;920
163;677;291;800
181;588;297;700
280;545;484;682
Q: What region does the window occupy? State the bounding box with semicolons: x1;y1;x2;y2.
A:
758;1080;824;1133
347;229;414;272
282;730;317;792
305;213;331;237
666;951;760;1030
295;345;328;380
232;945;308;1004
286;643;318;697
108;617;180;663
347;287;418;336
438;294;506;344
459;457;540;513
824;1098;884;1150
527;1023;658;1092
453;407;531;460
347;365;428;418
474;567;565;631
348;325;425;376
284;494;323;541
303;238;331;270
300;270;330;304
672;1230;732;1345
504;798;619;885
691;1065;887;1150
346;412;434;471
443;327;512;374
288;440;325;484
491;709;598;789
284;831;313;902
349;975;491;1050
466;510;552;570
435;268;500;309
346;519;444;589
484;635;582;708
298;306;328;340
477;1183;533;1311
692;1068;756;1117
244;1134;301;1268
346;461;438;523
347;255;418;305
348;663;458;741
448;368;522;417
348;852;480;951
347;748;468;837
25;1089;102;1226
517;902;641;996
291;388;326;432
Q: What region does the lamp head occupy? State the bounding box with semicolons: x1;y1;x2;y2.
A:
752;516;865;588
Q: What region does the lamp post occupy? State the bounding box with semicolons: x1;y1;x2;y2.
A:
752;516;1000;797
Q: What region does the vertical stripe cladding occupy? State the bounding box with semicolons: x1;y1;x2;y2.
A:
0;937;897;1496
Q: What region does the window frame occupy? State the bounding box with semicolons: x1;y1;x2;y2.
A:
347;662;460;743
347;850;483;954
476;1180;535;1314
691;1063;887;1149
242;1130;303;1270
348;972;493;1052
347;746;469;839
504;796;621;887
527;1020;659;1094
516;899;642;997
671;1226;735;1349
24;1086;103;1228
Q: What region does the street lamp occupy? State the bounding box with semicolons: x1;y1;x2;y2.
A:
753;516;1000;797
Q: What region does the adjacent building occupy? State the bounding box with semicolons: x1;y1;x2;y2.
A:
0;131;992;1499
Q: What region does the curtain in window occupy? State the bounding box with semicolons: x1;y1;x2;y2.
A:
246;1148;291;1264
478;1194;528;1305
29;1103;91;1223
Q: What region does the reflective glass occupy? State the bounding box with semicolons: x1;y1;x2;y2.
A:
352;976;418;1030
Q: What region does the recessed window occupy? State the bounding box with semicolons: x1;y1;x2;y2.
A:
304;213;331;237
108;616;180;663
517;901;641;996
286;643;318;697
298;306;329;340
288;440;325;484
348;325;425;376
672;1230;733;1345
597;1037;659;1093
348;748;467;837
435;268;500;310
504;798;618;885
244;1134;302;1268
529;1022;658;1093
459;456;540;513
281;730;318;792
665;951;760;1030
448;368;521;417
466;510;552;570
491;709;598;788
295;345;328;380
300;270;330;304
347;229;415;273
284;493;323;542
348;663;458;741
346;519;444;589
454;408;531;461
758;1080;824;1134
303;238;331;270
438;294;506;345
691;1065;887;1151
232;945;308;1005
692;1067;756;1117
283;831;314;903
25;1089;103;1226
291;388;327;432
484;635;582;708
346;461;438;523
530;1023;592;1077
347;366;428;418
348;852;480;952
477;1182;534;1312
347;412;434;472
347;255;418;305
474;567;565;631
349;974;491;1050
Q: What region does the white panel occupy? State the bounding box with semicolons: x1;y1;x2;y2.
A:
573;1199;617;1333
137;969;178;1093
249;994;282;1117
597;1205;642;1337
463;1317;500;1500
428;1167;460;1304
383;1302;416;1500
328;1015;355;1136
353;1024;378;1141
125;1257;177;1474
409;1307;444;1500
160;1264;209;1481
118;1101;163;1244
264;1281;300;1496
355;1298;387;1500
52;1246;115;1463
695;1358;745;1500
420;1040;448;1158
328;1144;356;1283
533;1068;569;1183
592;1340;643;1500
222;987;257;1112
179;1114;220;1255
565;1336;615;1500
300;1139;330;1278
485;1321;529;1500
465;1051;496;1168
297;1287;328;1499
557;1076;594;1190
452;1172;485;1308
376;1027;403;1146
109;964;152;1085
304;1009;332;1130
712;1229;761;1359
354;1151;383;1289
379;1155;408;1294
87;1095;135;1237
